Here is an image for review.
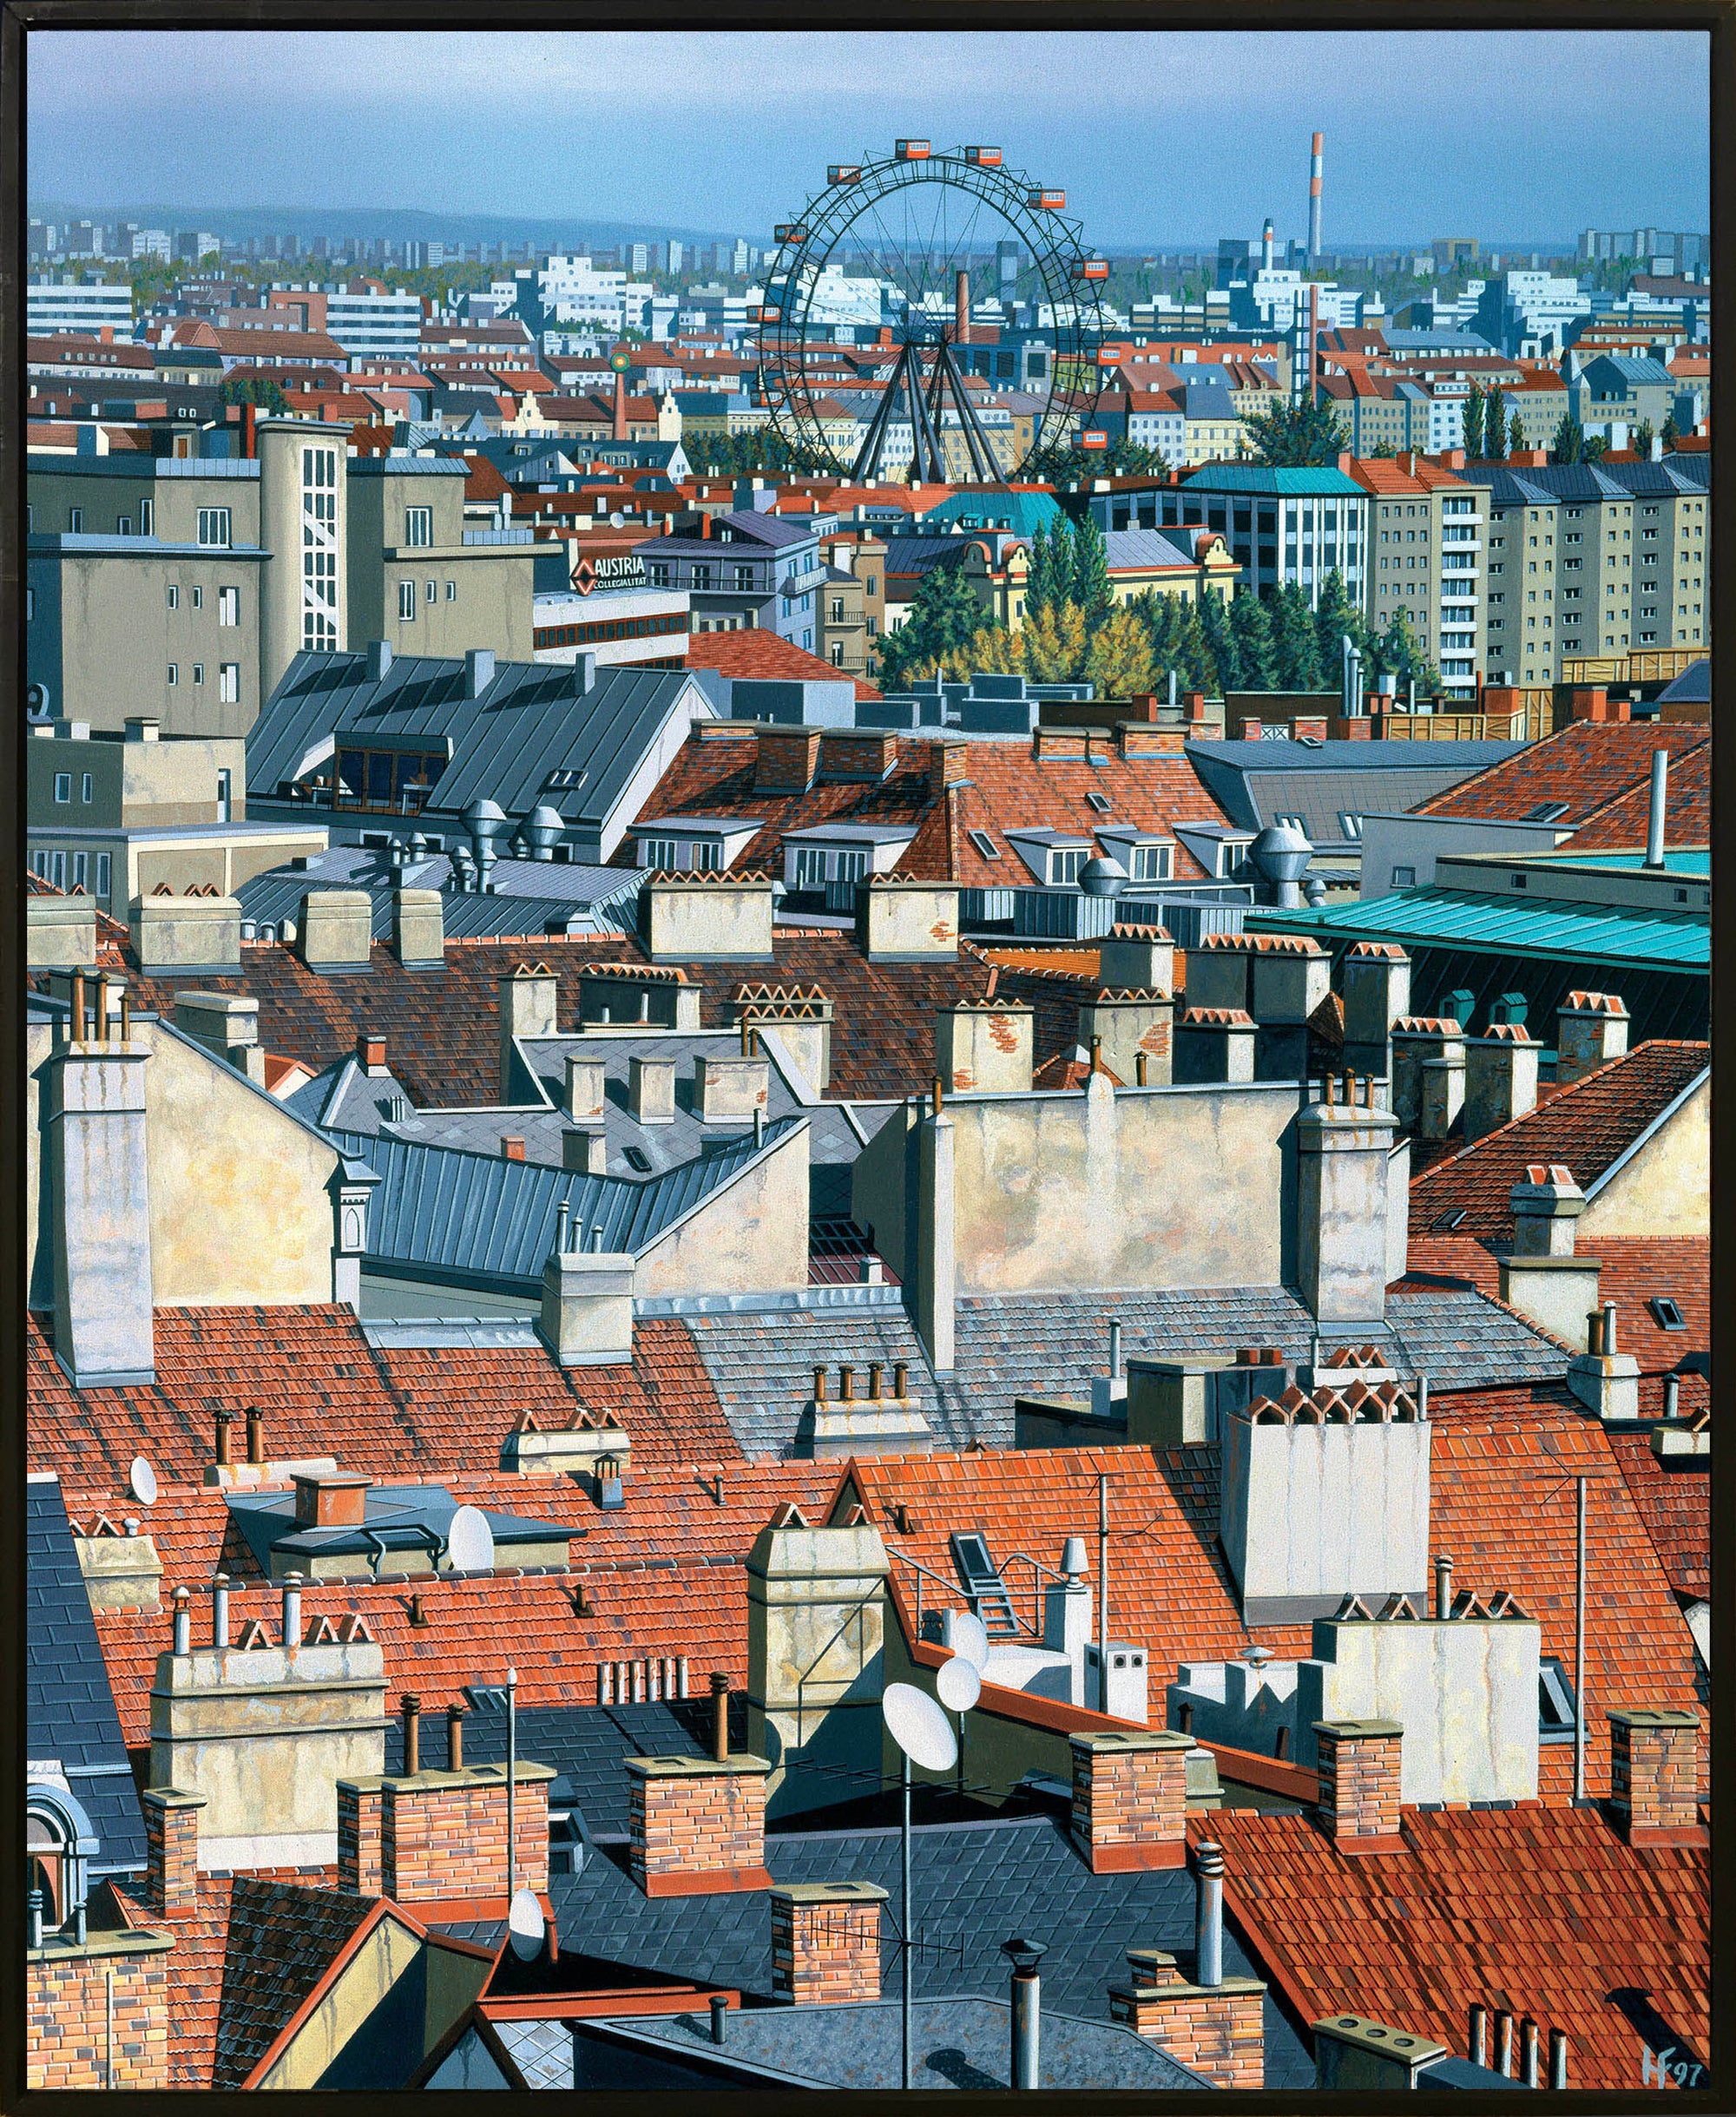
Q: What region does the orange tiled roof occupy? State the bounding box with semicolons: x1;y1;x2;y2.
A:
1563;737;1708;851
1413;720;1707;828
1603;1429;1708;1601
683;628;883;702
1407;1042;1708;1241
1204;1804;1706;2092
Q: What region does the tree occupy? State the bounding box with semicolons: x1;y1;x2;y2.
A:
219;376;290;415
1070;512;1114;623
1312;567;1368;682
1228;587;1281;689
1198;588;1243;694
1021;600;1088;683
1549;413;1604;466
1660;409;1680;451
1167;595;1217;694
1483;395;1508;462
878;562;988;687
1242;396;1351;467
1463;378;1486;459
1508;410;1525;455
1376;607;1439;693
1271;582;1325;690
1085;605;1157;696
1633;418;1655;458
957;624;1024;678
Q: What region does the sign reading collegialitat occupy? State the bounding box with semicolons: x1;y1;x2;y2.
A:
572;553;648;595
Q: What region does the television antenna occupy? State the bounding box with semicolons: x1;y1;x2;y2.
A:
445;1506;495;1575
884;1673;973;2091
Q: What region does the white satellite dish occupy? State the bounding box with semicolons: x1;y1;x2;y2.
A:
508;1887;546;1961
445;1505;496;1575
936;1653;982;1715
128;1456;158;1508
947;1611;990;1671
883;1681;957;1775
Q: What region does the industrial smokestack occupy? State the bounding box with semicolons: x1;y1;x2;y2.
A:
1308;132;1324;261
955;270;970;346
1261;217;1274;273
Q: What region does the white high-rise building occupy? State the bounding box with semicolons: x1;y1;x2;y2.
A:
27;278;135;339
324;286;424;359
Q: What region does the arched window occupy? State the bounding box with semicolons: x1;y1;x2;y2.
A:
26;1785;98;1940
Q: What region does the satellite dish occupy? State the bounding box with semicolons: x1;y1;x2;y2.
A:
947;1611;990;1671
936;1653;982;1715
883;1681;957;1775
445;1505;496;1575
508;1888;546;1961
128;1456;158;1508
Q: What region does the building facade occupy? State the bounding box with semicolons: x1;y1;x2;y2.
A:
634;510;827;651
1087;465;1369;609
1345;456;1488;698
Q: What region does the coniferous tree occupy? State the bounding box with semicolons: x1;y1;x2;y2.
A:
1660;409;1680;451
1463;379;1486;459
1198;589;1243;694
1070;512;1115;624
1228;588;1281;689
1172;595;1218;694
1272;582;1326;690
1377;607;1440;693
1242;396;1351;467
1484;394;1508;462
1508;410;1526;454
1312;567;1368;680
1023;521;1057;618
878;563;990;687
1021;601;1088;683
1633;418;1655;458
1084;606;1157;696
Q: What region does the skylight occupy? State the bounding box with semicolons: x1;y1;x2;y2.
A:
969;830;1001;859
1524;800;1570;823
1430;1208;1468;1233
1648;1297;1687;1331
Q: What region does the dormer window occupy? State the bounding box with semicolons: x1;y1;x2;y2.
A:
1049;846;1086;885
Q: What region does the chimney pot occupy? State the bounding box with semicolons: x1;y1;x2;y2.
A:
1434;1552;1453;1622
813;1364;828;1403
710;1670;731;1762
280;1572;304;1649
1521;2017;1541;2088
211;1573;231;1649
1601;1301;1617;1358
1468;2006;1488;2070
171;1586;191;1656
1495;2011;1515;2078
245;1406;264;1465
868;1360;884;1401
401;1692;422;1775
447;1703;465;1770
838;1364;855;1403
1549;2029;1569;2090
214;1407;234;1467
893;1362;909;1399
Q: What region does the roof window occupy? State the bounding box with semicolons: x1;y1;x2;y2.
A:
1538;1657;1577;1744
1429;1208;1468;1233
968;830;1001;860
1648;1297;1687;1331
623;1146;653;1174
1523;800;1569;823
1086;791;1112;813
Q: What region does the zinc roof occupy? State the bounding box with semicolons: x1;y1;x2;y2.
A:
1247;887;1710;974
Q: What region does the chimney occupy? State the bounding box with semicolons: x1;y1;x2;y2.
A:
1180;933;1252;1015
1498;1166;1600;1347
1463;1024;1539;1141
1312;2015;1450;2092
1220;1381;1429;1623
625;1752;773;1898
640;876;776;963
1076;990;1173;1088
1174;1007;1257;1084
856;878;961;963
615;1052;674;1125
1307;129;1324;261
562;1053;608;1121
356;1033;390;1078
391;887;444;967
1296;1078;1399;1328
1607;1709;1702;1844
48;1003;155;1387
936;1000;1035;1095
770;1882;888;2003
365;639;392;682
1339;943;1410;1083
464;647;496;699
172;990;265;1085
298;890;373;973
499;963;559;1098
141;1790;206;1914
500;1135;526;1161
1099;924;1175;995
1555;991;1628;1084
1566;1302;1641;1420
612;360;628;440
344;1752;553;1904
540;1226;634;1367
1108;1842;1267;2089
1507;1164;1584;1257
1068;1732;1192;1874
562;1126;608;1175
1312;1718;1405;1848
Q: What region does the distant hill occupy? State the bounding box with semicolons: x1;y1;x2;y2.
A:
28;200;753;253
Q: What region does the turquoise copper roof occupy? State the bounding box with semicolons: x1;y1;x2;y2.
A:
1247;886;1708;972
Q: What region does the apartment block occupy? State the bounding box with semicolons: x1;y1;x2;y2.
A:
1346;455;1488;696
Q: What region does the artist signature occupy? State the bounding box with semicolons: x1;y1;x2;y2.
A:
1643;2047;1706;2089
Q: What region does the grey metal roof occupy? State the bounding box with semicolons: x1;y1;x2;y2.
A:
881;536;975;573
1187;743;1523;851
345;456;470;477
236;844;642;940
932;1285;1567;1446
636;509;816;552
25;453;260;479
328;1117;806;1287
1656;659;1709;704
26;1477;148;1878
1101;528;1206;570
682;1304;958;1459
247;650;713;834
544;1810;1312;2087
224;1482;578;1574
614;1995;1207;2090
30;534;269;558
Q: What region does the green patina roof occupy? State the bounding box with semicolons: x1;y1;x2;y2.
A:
1248;886;1708;972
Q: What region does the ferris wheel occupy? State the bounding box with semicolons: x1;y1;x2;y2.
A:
755;141;1107;483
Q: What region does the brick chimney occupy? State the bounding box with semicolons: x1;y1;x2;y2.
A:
769;1882;887;2002
1607;1709;1702;1844
924;738;969;799
1068;1731;1192;1873
338;1757;554;1902
141;1790;205;1914
1555;991;1629;1084
1463;1023;1539;1141
1108;1844;1266;2088
625;1752;773;1898
1313;1719;1405;1850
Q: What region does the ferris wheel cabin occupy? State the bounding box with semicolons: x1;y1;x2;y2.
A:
773;223;809;246
827;165;862;184
894;140;931;161
1028;187;1068;211
1074;258;1110;281
963;145;1003;167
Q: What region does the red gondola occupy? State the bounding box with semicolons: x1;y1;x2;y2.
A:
1028;187;1067;211
895;141;932;161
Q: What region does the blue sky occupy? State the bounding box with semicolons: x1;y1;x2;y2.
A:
29;29;1710;247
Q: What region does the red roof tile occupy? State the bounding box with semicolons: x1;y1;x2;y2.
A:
1407;1042;1707;1240
1413;721;1707;829
1562;738;1709;850
683;628;883;702
1204;1804;1706;2092
1603;1430;1708;1601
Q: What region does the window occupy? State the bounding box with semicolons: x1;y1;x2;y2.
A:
1049;846;1087;885
117;515;132;536
1086;790;1112;814
624;1146;653;1174
737;566;756;590
300;446;339;651
167;663;178;686
692;563;712;589
969;829;1000;860
1391;865;1417;887
1337;812;1364;839
140;499;155;536
404;506;434;547
217;585;239;626
53;772;71;803
640;838;680;869
196;507;232;547
445;580;457;601
830;642;845;666
215;767;232;821
80;772;93;804
1538;1657;1578;1745
167;584;179;611
425;578;437;604
1648;1297;1687;1331
398;581;417;621
192;664;204;686
191;586;204;611
1128;843;1170;883
68;508;83;533
219;663;240;703
96;851;111;897
649;562;670;587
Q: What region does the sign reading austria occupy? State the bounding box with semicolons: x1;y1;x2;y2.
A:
572;554;648;595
